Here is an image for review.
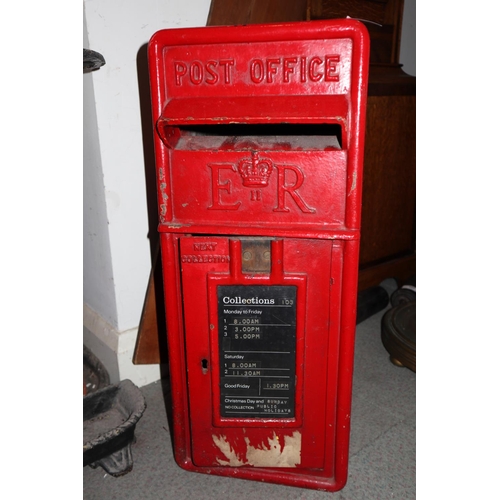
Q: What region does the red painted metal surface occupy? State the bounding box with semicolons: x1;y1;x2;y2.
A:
148;19;369;491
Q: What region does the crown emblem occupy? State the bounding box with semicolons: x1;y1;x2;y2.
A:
238;153;273;188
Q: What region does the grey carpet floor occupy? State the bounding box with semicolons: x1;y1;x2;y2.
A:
83;298;416;499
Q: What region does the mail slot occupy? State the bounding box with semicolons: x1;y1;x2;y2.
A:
148;19;369;491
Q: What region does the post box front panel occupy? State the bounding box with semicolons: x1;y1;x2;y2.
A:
179;235;343;470
168;150;347;227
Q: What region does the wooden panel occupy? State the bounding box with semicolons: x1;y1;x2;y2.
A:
359;95;415;268
133;247;168;365
208;0;308;25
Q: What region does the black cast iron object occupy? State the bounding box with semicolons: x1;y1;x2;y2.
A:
390;275;416;307
381;301;416;372
83;49;106;71
83;379;146;476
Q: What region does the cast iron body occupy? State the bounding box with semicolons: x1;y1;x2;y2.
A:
83;379;146;476
148;19;369;491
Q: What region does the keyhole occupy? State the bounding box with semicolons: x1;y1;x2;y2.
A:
201;358;208;374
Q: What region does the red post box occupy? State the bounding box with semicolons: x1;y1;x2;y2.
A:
148;19;369;491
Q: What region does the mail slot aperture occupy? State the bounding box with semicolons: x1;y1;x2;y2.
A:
160;123;343;151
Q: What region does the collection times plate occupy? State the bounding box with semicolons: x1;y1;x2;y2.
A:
217;285;297;418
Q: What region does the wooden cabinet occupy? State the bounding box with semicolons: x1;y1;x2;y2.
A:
308;0;416;289
358;86;415;290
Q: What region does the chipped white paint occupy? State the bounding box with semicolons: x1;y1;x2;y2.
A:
213;432;302;468
246;432;302;467
212;434;245;466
